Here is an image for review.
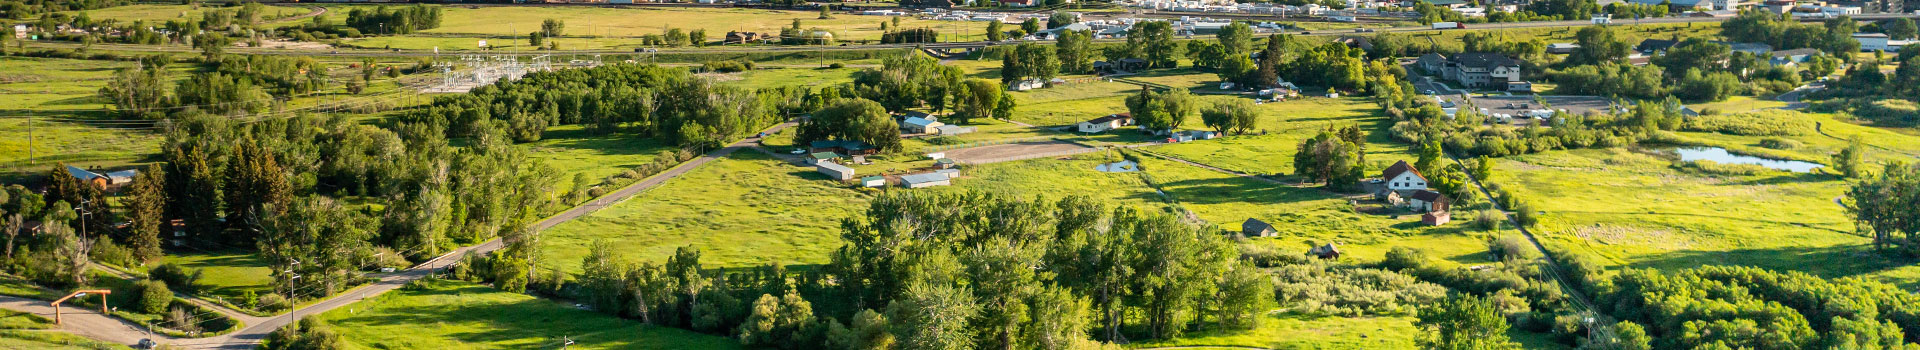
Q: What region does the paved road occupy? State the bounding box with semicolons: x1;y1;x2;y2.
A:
0;295;160;346
0;122;798;349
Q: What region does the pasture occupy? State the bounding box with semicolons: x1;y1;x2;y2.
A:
316;278;740;350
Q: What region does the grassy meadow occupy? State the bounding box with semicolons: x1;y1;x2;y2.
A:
316;278;740;350
62;4;309;25
0;330;121;350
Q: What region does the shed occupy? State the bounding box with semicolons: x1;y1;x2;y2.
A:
816;162;856;181
900;173;951;188
935;158;957;169
806;152;843;165
934;168;960;179
934;125;976;136
1408;190;1451;212
1307;243;1341;259
903;117;944;134
861;176;887;187
1422;211;1451;226
1240;218;1277;238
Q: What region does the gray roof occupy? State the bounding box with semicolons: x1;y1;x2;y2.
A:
1241;218;1274;234
1771;48;1822;58
1452;52;1519;69
901;173;948;184
65;166;101;180
817;162;854;173
904;117;938;127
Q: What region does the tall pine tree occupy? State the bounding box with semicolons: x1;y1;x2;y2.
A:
126;165;167;263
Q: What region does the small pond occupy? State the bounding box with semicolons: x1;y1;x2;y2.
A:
1670;147;1824;173
1096;160;1141;173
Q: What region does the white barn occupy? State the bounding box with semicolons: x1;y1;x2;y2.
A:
817;162;856;181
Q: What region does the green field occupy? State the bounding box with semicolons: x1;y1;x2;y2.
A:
159;251;275;310
1147;97;1409;177
62;4;309;25
524;125;681;194
1489;147;1920;287
537;151;871;273
0;330;120;350
309;4;990;51
317;278;739;350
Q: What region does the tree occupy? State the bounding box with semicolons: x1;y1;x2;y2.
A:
100;57;173;119
1569;25;1630;66
1473;156;1495;180
126;165;166;263
138;280;172;314
1294;131;1361;188
1217;21;1254;58
528;32;543;47
1047;12;1075;29
1021;18;1040;35
1884;18;1918;40
953;79;1006;124
1653;39;1730;80
541;18;564;37
1417;140;1443;174
1834;137;1866;178
225;141;292;246
1055;29;1093;74
1416;295;1521;350
1200;99;1259;135
890;280;977;350
193;32;231;60
1001;43;1059;84
809;98;902;153
987;20;1005;41
1580;321;1653;350
819;5;833;19
1128;21;1180;68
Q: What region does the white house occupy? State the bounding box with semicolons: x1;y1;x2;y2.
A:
1382;160;1428;192
1009;79;1045;91
1077;113;1134;133
902;117;944;134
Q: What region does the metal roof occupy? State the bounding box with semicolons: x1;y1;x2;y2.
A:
901;173;948;184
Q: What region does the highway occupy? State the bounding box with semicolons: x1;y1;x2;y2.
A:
23;13;1920;58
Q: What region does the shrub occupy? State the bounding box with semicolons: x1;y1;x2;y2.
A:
1473;209;1506;231
1855;99;1920;125
1487;234;1534;262
828;62;845;69
1272;263;1447;316
88;237;138;268
256;293;290;312
148;263;204;293
166;306;201;333
1758;138;1802;150
1681;110;1814;136
1512;200;1539;228
700;60;753;73
1381;246;1428;271
1674;159;1774;176
138;280;172;314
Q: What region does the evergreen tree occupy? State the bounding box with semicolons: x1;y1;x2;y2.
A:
126;165;167;263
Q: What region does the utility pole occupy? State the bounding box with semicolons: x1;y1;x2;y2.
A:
26;111;32;166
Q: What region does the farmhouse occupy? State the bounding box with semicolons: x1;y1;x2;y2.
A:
1240;218;1278;238
1077;113;1134;133
902;116;944;134
817;161;856;181
900;173;951;188
1408;190;1451;212
1382;160;1428;192
806;152;842;165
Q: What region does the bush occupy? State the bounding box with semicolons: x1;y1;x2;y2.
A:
828;62;845;69
1758;138;1802;150
1681;110;1814;136
88;237;138;268
1473;209;1506;231
1674;159;1774;176
149;263;204;293
1273;262;1447;316
700;60;753;73
1855;99;1920;125
256;293;290;312
138;280;172;314
1512;200;1539;228
166;306;201;333
1381;246;1428;271
1487;234;1534;262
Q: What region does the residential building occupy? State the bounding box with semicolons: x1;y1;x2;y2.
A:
1241;218;1278;238
1769;48;1822;66
817;162;856;181
902;117;944;134
1382;160;1428;192
1418;53;1523;90
1077;113;1134;133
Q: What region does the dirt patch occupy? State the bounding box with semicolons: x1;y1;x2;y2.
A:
943;140;1097;164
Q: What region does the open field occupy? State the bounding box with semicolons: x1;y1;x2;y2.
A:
1147;96;1409;176
1488;147;1920;287
0;330;121;350
0;57;165;175
309;5;992;45
159;251;275;308
524;125;681;194
317;278;740;350
537;151;871;273
60;4;308;24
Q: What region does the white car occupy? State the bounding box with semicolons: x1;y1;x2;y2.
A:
790;149;806;155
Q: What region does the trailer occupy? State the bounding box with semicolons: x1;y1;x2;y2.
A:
1432;22;1462;29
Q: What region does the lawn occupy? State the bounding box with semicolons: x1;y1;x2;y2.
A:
537;151;872;274
159;251;274;309
1488;147;1920;288
523;125;682;195
316;278;739;350
0;309;53;330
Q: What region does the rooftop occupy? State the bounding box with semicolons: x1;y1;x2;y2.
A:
901;173;948;184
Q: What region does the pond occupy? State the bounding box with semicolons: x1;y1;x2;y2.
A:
1670;147;1824;172
1096;160;1141;173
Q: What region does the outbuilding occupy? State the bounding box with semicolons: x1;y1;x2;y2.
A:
806;152;843;165
1408;190;1451;212
903;117;944;134
900;173;951;188
1307;243;1341;259
1077;113;1133;133
861;176;887;187
816;162;856;181
1240;218;1277;238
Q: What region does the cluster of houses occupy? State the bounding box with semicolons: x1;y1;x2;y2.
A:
1419;33;1869;93
1371;160;1454;226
